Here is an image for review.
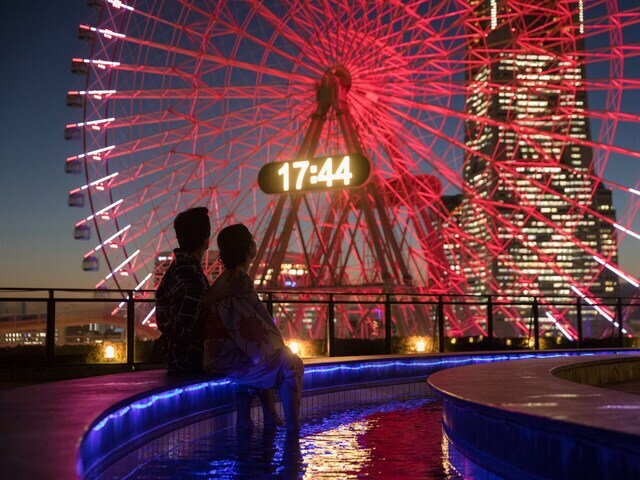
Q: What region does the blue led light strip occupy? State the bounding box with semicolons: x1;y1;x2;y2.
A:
92;379;230;431
86;350;638;436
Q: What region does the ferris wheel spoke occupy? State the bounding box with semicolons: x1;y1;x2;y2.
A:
387;91;640;161
77;59;196;79
105;109;186;131
103;95;303;186
488;186;639;292
382;103;472;186
192;1;329;78
579;44;640;64
368;130;498;264
582;7;640;37
111;28;316;85
468;186;620;296
495;161;640;247
581;78;640;91
104;0;215;43
107;84;300;100
198;101;312;161
579;108;640;125
247;1;335;73
106;125;202;164
108;187;210;255
345;8;419;68
229;9;327;80
346;21;470;79
109;155;199;194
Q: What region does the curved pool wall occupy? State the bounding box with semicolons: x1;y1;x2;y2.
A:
429;354;640;480
78;349;640;479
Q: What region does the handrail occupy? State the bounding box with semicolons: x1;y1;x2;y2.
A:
0;287;637;367
1;286;638;301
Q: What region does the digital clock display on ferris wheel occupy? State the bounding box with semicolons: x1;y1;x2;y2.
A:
258;153;371;194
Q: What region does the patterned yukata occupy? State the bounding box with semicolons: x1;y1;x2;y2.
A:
203;269;302;389
155;249;210;373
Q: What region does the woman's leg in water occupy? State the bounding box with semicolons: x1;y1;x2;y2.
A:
235;388;255;431
278;352;304;432
258;389;283;427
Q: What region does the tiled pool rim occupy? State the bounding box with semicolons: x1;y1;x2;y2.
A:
429;354;640;479
78;349;640;479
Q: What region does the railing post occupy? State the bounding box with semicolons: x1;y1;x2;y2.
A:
266;292;274;318
327;294;335;357
46;290;55;367
384;294;392;354
576;296;583;348
487;295;493;350
532;297;540;350
437;295;445;353
127;291;135;368
617;297;624;347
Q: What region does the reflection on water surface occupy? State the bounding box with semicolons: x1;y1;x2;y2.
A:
98;385;498;479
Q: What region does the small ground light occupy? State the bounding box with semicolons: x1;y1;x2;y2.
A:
450;338;457;345
104;345;115;360
288;341;301;356
415;340;426;353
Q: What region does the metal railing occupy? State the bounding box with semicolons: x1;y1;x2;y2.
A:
260;291;637;352
0;288;637;367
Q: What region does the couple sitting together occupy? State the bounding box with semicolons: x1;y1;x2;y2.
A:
155;207;304;432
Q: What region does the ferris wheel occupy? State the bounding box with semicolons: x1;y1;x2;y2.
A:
65;0;640;340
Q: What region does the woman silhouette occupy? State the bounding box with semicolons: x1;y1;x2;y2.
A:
203;224;304;432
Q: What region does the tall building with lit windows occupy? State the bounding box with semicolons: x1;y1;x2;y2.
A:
459;0;618;322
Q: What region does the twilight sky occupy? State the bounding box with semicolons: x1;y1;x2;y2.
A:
0;1;94;287
0;0;638;289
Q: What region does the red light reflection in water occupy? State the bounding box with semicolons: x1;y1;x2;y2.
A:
356;401;460;479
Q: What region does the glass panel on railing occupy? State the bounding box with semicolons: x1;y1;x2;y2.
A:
272;299;327;358
535;297;578;350
0;296;47;367
388;294;437;354
134;295;160;363
578;298;619;348
444;296;489;353
623;297;640;348
332;294;386;356
55;291;129;365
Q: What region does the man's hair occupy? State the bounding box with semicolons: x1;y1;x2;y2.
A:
217;224;252;269
173;207;211;252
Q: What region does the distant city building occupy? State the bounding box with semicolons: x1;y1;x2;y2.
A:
0;300;123;347
458;1;618;325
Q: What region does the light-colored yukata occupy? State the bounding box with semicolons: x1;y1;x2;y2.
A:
203;269;302;390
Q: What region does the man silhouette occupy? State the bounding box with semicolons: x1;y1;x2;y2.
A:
155;207;211;373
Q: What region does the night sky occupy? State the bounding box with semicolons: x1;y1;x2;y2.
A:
0;1;638;289
0;1;94;287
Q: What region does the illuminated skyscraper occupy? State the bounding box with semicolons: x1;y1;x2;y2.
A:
459;1;618;321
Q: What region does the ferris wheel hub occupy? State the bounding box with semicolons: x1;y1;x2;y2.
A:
323;65;351;91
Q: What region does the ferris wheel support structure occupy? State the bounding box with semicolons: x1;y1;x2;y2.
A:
252;67;415;290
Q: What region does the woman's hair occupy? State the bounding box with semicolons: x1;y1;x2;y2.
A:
173;207;210;252
217;223;253;269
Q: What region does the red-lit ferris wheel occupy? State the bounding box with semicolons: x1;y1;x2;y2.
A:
66;0;640;341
